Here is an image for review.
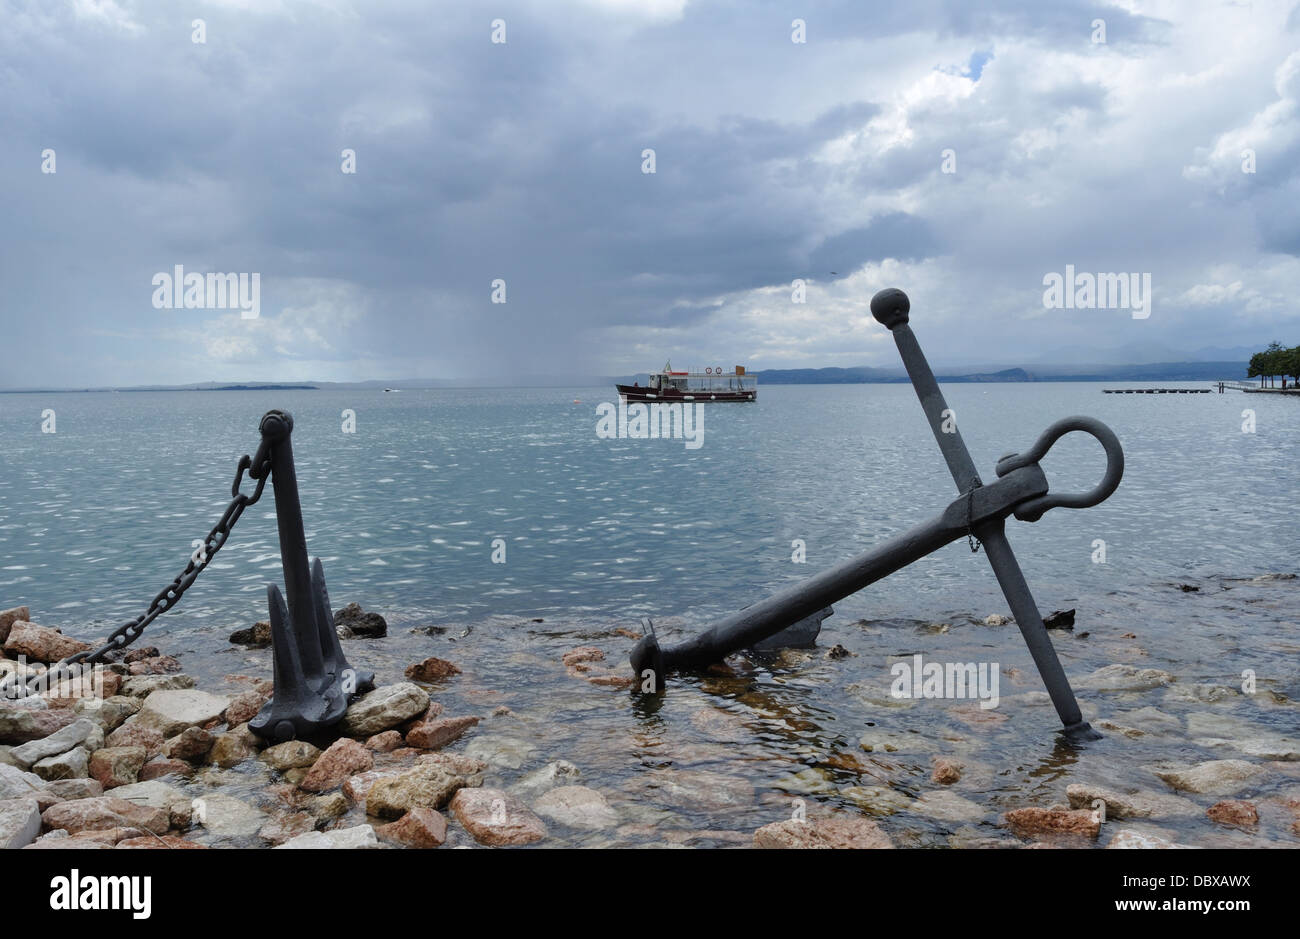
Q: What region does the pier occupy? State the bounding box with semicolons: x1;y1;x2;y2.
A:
1102;388;1211;394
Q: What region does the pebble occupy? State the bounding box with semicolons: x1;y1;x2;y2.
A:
931;756;964;785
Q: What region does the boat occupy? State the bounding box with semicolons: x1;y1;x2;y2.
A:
616;361;757;403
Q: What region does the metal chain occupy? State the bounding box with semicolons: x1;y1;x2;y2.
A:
1;452;272;698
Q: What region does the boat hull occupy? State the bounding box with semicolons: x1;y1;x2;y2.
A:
615;384;755;403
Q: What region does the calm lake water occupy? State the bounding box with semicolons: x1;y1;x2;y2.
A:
1;383;1297;847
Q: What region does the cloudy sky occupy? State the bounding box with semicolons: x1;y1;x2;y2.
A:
3;0;1298;387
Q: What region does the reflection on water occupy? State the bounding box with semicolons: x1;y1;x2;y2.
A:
0;385;1297;846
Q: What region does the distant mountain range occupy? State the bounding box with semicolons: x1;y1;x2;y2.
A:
0;360;1253;393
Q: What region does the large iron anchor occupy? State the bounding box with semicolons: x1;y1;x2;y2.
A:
246;410;374;741
630;288;1123;740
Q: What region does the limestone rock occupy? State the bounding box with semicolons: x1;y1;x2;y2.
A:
377;807;448;848
367;764;470;819
133;689;229;737
42;796;169;834
0;797;42;849
299;737;373;792
1066;783;1201;819
532;785;618;830
754;815;893;849
33;746;91;781
275;824;379;849
450;788;547;846
1153;760;1265;795
0;705;77;745
339;683;428;737
89;747;147;789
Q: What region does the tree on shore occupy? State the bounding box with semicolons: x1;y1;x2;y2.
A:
1247;342;1300;388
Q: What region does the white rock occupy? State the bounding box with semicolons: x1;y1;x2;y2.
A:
338;683;428;737
532;786;618;830
0;763;47;800
509;760;582;801
912;790;985;822
110;779;186;810
9;718;102;769
275;824;380;849
1107;828;1197;849
32;746;90;781
1066;783;1201;819
0;797;42;849
1078;664;1174;692
133;690;230;738
191;792;267;839
1153;759;1265;795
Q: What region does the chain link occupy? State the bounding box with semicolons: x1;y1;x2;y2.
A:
1;451;271;698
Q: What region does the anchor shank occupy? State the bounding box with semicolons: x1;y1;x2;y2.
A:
890;324;982;493
976;520;1096;737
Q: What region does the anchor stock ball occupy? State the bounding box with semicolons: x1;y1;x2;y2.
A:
870;288;910;329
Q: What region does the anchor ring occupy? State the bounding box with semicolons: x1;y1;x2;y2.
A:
995;416;1124;522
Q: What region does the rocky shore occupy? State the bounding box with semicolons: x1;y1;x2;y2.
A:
2;593;1299;849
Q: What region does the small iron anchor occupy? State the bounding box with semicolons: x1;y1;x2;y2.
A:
246;410;374;742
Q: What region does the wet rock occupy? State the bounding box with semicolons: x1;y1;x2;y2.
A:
1153;760;1265;795
404;656;461;682
161;726;212;761
414;751;488;780
377;807;448;848
225;689;270;726
1207;800;1258;827
191;793;267;839
0;704;77;744
1077;664;1174;692
0;605;31;643
532;786;618;830
89;747;146;789
334;602;387;639
841;785;914;816
10;718;102;768
43;796;169;835
206;724;261;768
913;790;985;822
1066;783;1200;819
127;655;183;676
1107;828;1195;849
300;737;373;792
307;792;348;821
1100;706;1182;737
343;769;395;804
1004;807;1100;840
276;824;379;849
509;760;582;801
562;646;604;668
367;764;471;819
983;614;1010;626
258;811;315;846
228;621;271;647
648;769;755;812
118;674;195;698
365;730;403;752
754;815;893;849
106;722;165;759
75;695;141;733
1165;683;1239;704
1042;609;1075;629
133;689;230;738
826;644;855;659
0;798;42;849
139;758;192;781
859;730;937;754
931;757;964;785
463;734;539;770
451;788;546;846
259;740;322;772
406;715;479;750
33;746;90;781
339;682;429;737
3;622;91;662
